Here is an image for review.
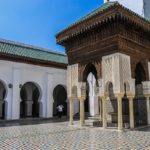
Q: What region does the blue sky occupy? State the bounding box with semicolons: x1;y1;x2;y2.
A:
0;0;103;53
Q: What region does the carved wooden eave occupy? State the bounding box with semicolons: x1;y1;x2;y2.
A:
56;3;150;46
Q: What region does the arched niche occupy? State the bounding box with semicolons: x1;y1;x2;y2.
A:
135;62;146;96
83;63;97;82
105;81;118;123
53;85;67;116
83;63;98;115
105;81;115;99
20;82;42;118
0;80;7;119
134;62;147;126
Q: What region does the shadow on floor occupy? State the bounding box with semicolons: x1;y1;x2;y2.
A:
0;116;71;127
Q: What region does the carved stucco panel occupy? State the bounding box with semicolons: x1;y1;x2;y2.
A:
67;64;79;97
102;53;133;94
113;54;120;93
102;56;113;85
119;53;132;93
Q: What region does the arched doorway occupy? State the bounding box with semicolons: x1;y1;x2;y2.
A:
0;80;7;119
83;63;98;116
134;62;147;126
135;62;146;95
20;82;41;118
53;85;67;116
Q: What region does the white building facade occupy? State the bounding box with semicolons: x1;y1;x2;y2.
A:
0;39;67;120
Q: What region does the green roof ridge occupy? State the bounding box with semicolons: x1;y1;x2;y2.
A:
76;1;119;24
56;1;150;37
0;38;66;56
56;1;119;36
0;38;68;64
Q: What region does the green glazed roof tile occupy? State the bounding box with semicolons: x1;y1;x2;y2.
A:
0;39;68;64
57;1;150;36
76;1;118;23
57;1;119;35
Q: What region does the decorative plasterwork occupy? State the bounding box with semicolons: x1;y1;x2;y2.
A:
101;53;135;96
67;64;79;98
142;81;150;95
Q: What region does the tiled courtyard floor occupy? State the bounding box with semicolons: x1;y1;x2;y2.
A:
0;120;150;150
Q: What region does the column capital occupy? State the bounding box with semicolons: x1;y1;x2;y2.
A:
144;94;150;98
101;96;107;100
79;97;85;101
115;93;124;98
115;94;124;100
68;97;74;101
128;94;135;98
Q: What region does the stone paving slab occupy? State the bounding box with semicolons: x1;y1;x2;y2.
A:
0;121;149;150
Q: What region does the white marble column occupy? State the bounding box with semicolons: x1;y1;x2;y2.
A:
5;88;12;120
102;97;107;128
146;96;150;125
69;97;74;125
24;85;35;117
99;97;102;121
117;95;123;130
129;96;134;129
79;97;85;126
46;74;54;118
11;68;20;120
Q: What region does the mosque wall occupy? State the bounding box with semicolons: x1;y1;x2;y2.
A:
0;60;67;120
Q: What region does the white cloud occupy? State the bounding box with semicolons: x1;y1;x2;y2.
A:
104;0;144;16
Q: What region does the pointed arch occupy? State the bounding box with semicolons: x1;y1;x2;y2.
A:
53;85;67;116
135;62;146;85
20;82;42;118
0;80;7;119
83;63;97;82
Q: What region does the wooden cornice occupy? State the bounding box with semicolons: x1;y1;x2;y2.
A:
57;4;150;46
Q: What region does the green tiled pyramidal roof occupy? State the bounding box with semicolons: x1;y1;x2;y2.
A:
0;39;68;64
57;1;119;35
76;1;118;24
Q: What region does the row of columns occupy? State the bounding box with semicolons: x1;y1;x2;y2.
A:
98;95;135;130
69;94;137;130
69;97;85;126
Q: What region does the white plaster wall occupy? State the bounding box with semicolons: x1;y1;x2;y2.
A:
0;60;67;120
104;0;144;16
